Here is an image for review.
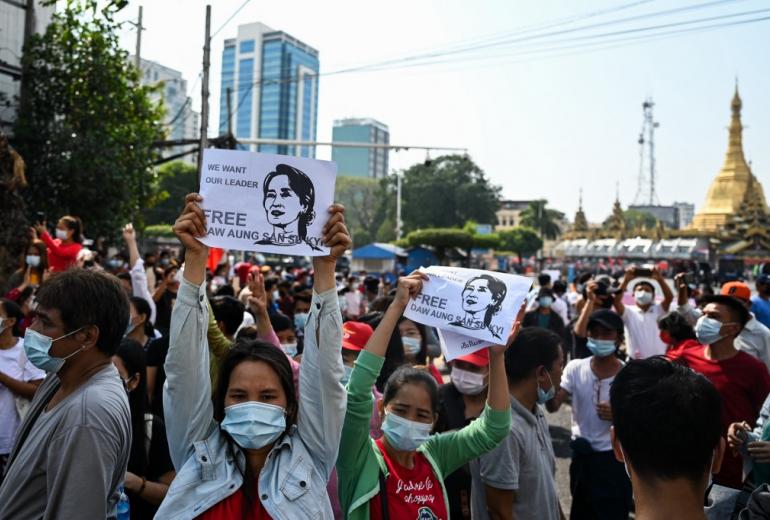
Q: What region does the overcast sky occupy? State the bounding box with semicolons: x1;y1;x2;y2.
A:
116;0;770;224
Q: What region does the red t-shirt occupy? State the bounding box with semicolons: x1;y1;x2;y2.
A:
40;231;82;272
370;438;448;520
668;345;770;488
664;338;702;359
196;488;271;520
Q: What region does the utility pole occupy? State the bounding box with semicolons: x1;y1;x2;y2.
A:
134;6;143;71
396;173;403;239
197;4;211;183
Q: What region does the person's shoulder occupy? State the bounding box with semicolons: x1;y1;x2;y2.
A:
564;357;587;373
735;350;769;370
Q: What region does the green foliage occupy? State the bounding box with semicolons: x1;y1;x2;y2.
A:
143;224;174;237
143;161;198;226
498;226;543;262
397;155;500;233
520;200;565;240
472;233;500;249
335;176;394;247
623;209;658;229
14;1;164;238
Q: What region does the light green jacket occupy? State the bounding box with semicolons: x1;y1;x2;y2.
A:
336;350;511;520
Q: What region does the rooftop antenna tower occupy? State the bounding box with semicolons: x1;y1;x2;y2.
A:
632;98;660;205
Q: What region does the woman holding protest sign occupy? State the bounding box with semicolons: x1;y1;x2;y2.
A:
336;271;517;520
157;193;350;519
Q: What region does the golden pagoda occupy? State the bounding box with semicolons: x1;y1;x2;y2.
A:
573;189;589;232
690;85;769;231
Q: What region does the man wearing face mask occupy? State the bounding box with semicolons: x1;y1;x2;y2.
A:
614;266;674;359
668;295;770;489
0;269;131;519
472;327;565;520
523;287;567;345
549;309;632;519
610;358;725;520
436;350;490;520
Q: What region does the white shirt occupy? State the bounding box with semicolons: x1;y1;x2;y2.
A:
0;337;45;454
622;304;667;359
344;291;363;318
560;357;618;452
736;315;770;372
551;296;569;324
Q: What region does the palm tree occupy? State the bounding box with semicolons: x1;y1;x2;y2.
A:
520;199;565;240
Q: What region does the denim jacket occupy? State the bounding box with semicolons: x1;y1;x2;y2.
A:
155;279;346;519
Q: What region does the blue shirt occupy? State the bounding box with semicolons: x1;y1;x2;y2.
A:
752;296;770;329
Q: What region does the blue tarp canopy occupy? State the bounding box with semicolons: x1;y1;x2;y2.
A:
352;242;407;260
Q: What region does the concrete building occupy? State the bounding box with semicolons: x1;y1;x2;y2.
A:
132;57;200;165
218;22;319;157
495;200;533;230
0;1;55;132
673;202;695;229
332;118;389;178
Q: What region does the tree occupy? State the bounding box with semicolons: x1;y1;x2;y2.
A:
335;176;394;247
398;155;500;233
404;228;474;265
14;1;164;239
498;227;543;264
142;161;198;226
520;200;565;240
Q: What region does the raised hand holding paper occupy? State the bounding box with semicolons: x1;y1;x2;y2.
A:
198;148;337;256
404;265;532;345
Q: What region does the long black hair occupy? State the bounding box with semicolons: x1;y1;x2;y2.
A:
130;296;154;339
0;298;23;337
359;311;406;392
263;164;316;241
115;338;149;476
213;340;298;516
59;215;84;244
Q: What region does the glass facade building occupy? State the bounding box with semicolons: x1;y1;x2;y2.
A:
218;23;319;158
332;118;390;178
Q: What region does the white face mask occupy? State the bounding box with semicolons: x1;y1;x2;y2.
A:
26;255;41;267
55;229;69;240
635;290;653;306
450;367;487;395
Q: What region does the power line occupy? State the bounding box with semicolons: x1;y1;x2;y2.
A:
211;0;252;38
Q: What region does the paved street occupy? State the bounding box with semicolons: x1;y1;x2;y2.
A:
547;401;574;515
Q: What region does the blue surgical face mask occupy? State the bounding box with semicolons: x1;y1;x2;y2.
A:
402;336;422;356
220;401;287;450
341;364;354;386
282;342;298;358
539;296;553;308
635;290;653;306
24;327;85;373
536;370;555;404
294;312;309;331
382;412;432;452
587;338;617;357
695;316;730;345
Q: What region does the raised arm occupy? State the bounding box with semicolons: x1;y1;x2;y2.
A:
574;281;597;338
297;205;352;478
163;193;216;470
653;267;674;312
124;223;157;323
615;267;636;316
674;273;689;307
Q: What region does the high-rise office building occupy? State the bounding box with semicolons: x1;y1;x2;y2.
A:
132;57;200;165
218;22;319;158
0;1;55;132
332;118;389;178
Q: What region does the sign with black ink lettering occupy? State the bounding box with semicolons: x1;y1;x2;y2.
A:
404;266;531;345
437;328;498;361
199;149;337;255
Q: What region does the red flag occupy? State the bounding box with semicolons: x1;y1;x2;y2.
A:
207;247;224;272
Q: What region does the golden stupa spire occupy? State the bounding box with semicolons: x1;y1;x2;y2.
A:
690;83;768;231
573;188;589;232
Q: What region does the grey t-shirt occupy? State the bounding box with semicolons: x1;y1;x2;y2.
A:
0;363;131;519
470;395;561;520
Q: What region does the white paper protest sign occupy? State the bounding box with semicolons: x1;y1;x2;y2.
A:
404;266;532;344
199;148;337;256
437;328;500;361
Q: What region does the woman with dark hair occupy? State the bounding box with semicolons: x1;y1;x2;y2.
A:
127;297;154;350
398;317;443;385
451;274;508;339
156;193;351;519
4;239;48;295
0;298;44;479
34;215;83;272
112;339;175;519
337;272;515;520
257;164;320;251
659;311;700;358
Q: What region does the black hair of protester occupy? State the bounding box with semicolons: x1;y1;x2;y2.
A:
116;338;150;476
610;357;722;483
35;269;129;356
210;295;245;337
59;215;84;244
130;296;155;337
538;273;552;287
701;294;750;328
504;327;562;383
658;311;697;343
383;365;439;414
0;298;24;337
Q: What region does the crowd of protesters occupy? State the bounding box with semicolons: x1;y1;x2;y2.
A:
1;195;770;519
